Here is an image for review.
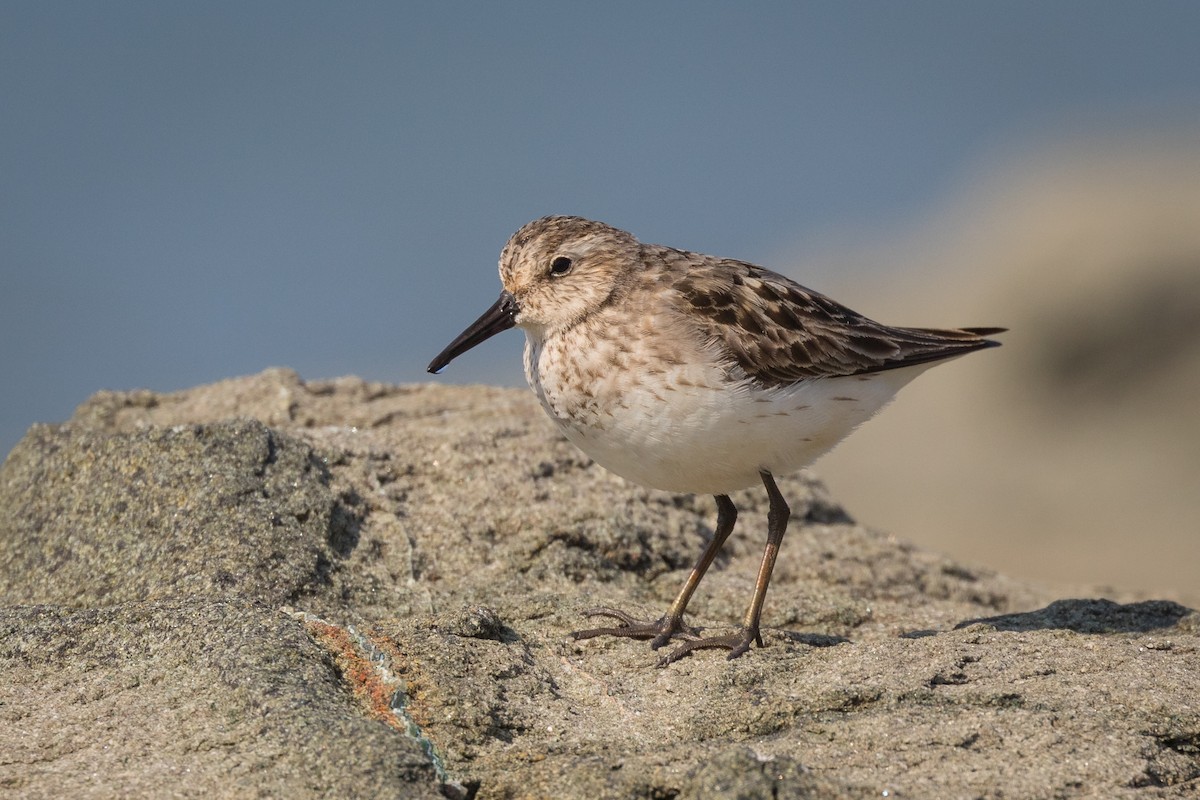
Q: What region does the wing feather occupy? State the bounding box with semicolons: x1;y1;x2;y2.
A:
666;254;1003;387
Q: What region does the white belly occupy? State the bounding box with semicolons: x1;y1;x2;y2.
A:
525;333;931;495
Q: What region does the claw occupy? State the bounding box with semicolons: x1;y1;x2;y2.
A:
570;606;699;647
656;626;762;666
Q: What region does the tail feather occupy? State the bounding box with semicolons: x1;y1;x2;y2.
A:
858;325;1005;375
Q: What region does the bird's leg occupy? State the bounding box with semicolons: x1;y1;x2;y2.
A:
571;494;738;648
658;470;790;665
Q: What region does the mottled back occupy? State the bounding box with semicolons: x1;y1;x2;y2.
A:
656;247;1001;386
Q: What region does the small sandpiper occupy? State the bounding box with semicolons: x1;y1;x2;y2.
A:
429;215;1003;664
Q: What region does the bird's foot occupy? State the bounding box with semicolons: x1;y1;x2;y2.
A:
571;606;699;650
655;626;764;666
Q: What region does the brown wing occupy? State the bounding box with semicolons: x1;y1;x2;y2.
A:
668;255;1004;387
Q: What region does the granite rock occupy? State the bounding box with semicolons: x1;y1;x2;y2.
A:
1;368;1197;798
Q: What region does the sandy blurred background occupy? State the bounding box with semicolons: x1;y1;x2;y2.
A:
810;130;1200;603
3;5;1198;600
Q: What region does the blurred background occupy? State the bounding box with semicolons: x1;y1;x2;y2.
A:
3;3;1198;600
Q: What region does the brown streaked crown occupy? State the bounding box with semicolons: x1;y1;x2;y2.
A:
498;216;642;332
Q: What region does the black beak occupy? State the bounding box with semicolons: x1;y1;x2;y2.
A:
427;291;519;374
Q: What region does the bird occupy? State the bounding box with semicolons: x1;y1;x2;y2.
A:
428;215;1003;664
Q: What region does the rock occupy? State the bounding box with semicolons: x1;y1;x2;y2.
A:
0;601;444;799
1;368;1197;798
0;418;364;614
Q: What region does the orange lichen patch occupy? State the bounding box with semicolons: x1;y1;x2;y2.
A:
303;619;401;730
363;627;405;662
362;628;436;731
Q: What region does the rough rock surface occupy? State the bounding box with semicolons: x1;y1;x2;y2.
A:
1;368;1197;798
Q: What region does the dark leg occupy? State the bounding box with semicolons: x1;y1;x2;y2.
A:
658;470;790;664
571;494;738;647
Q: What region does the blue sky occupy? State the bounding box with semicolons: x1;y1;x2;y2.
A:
3;2;1199;456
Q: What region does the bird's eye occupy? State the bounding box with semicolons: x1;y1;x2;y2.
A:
549;256;573;276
